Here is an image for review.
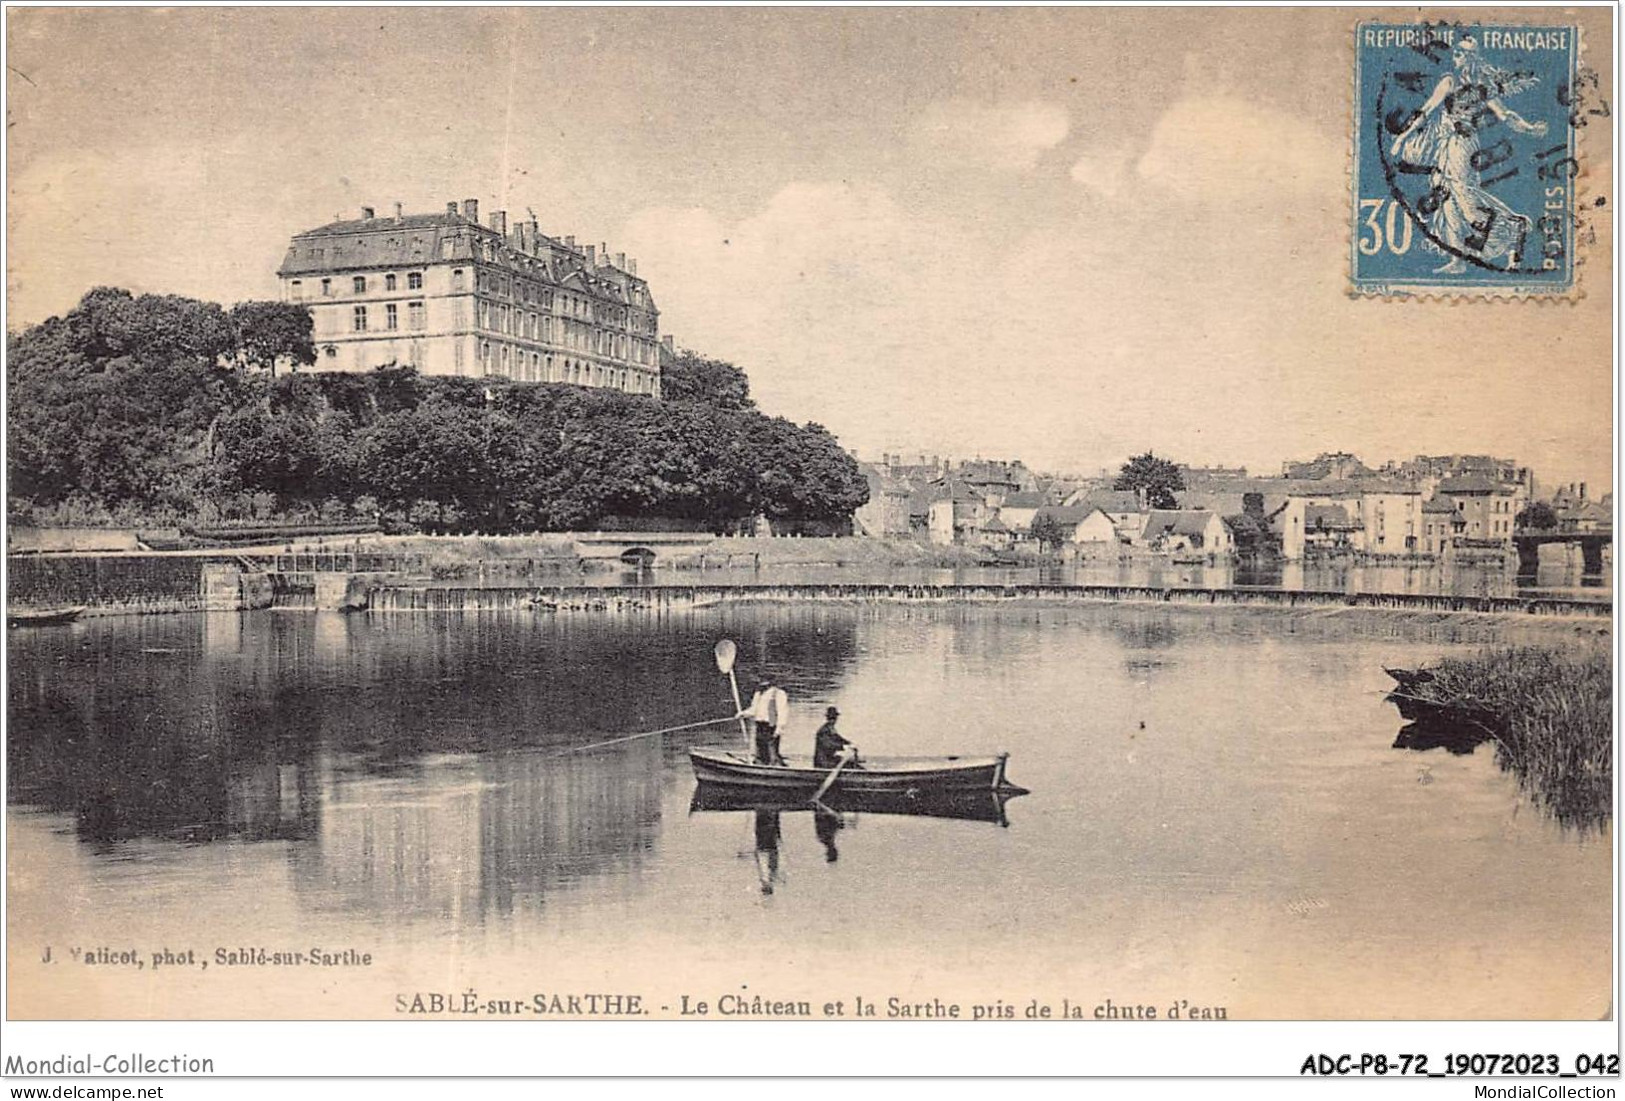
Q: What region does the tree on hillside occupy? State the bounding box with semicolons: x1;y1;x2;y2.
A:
7;290;872;533
1114;451;1185;510
229;301;316;376
1516;502;1559;530
71;287;237;364
659;348;755;411
746;417;870;523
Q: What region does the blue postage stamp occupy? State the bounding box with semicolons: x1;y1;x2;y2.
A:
1353;22;1584;296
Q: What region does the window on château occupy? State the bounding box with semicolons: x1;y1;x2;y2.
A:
409;301;425;330
321;278;332;297
353;306;367;332
291;281;303;299
386;304;398;330
452;269;465;290
385;274;397;292
353;276;367;294
408;272;423;290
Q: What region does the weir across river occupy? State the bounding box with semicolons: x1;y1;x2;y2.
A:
7;555;1613;618
357;582;1612;618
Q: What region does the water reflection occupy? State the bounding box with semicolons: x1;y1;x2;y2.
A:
1392;721;1494;756
6;611;861;852
689;782;1017;825
6;603;1610;1020
753;810;781;895
567;557;1609;601
288;742;667;923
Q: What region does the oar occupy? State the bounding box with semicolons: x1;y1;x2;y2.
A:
715;639;752;754
810;746;854;803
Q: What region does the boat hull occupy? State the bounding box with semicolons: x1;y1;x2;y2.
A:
7;606;85;627
688;747;1018;794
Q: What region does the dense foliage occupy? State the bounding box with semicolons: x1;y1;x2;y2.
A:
1515;502;1559;530
1113;451;1186;510
658;347;755;411
8;289;869;533
1028;512;1068;552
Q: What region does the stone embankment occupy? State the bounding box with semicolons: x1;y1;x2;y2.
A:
8;557;1612;620
364;581;1609;619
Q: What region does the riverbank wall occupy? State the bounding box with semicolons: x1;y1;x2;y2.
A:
8;556;1612;620
7;554;215;614
362;582;1611;619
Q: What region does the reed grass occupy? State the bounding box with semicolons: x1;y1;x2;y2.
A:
1411;646;1612;830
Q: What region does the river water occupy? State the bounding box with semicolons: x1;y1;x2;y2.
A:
6;603;1611;1020
548;558;1613;601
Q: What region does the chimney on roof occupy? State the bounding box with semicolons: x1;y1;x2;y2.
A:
463;198;479;222
599;242;610;266
394;202;404;220
628;258;637;275
565;235;575;247
517;223;530;252
585;245;596;264
491;210;507;235
661;335;674;351
447;201;459;217
1580;482;1587;500
615;252;626;269
361;206;376;220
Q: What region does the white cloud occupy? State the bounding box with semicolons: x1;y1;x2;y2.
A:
1068;145;1135;200
1133;95;1341;203
910;98;1070;172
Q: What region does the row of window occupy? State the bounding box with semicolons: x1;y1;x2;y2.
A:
352;302;425;332
293;271;425;299
475;340;656;393
468;302;655;362
473;269;648;330
470;240;653;316
291;269;650;334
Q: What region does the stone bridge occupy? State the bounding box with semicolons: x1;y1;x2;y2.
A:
571;531;718;564
1512;530;1612;575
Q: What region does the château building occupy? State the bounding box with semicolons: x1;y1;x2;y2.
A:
276;199;661;396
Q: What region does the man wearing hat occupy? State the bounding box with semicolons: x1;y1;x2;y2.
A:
741;676;790;766
813;706;858;770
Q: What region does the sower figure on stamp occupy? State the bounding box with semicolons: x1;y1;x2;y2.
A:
739;676;789;765
1389;36;1549;273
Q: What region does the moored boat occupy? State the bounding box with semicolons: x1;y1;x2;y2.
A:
1383;666;1435;689
688;746;1025;795
7;606;85;627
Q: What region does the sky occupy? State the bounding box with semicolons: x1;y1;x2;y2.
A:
5;7;1615;492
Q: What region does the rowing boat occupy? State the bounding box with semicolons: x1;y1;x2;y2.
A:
7;606;85;627
688;747;1025;795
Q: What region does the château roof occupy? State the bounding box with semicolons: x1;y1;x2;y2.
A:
277;206;656;315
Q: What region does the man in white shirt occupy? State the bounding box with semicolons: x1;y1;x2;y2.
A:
741;676;790;766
